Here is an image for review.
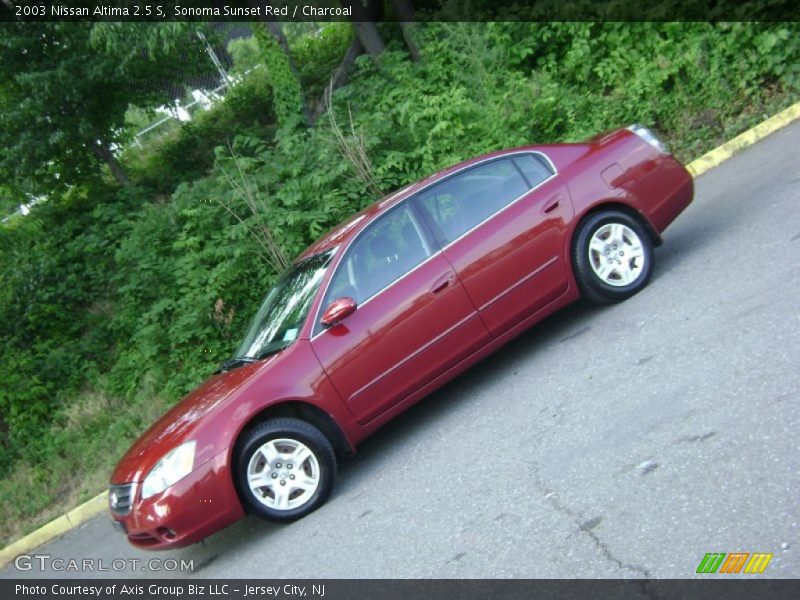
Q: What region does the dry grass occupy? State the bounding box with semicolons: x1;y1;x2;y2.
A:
217;147;290;275
62;388;113;430
326;82;384;200
0;387;171;549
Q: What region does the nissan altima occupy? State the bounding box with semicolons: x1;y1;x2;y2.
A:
109;125;693;548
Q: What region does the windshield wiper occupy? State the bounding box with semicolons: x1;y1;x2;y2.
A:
216;356;256;373
216;344;290;374
254;343;290;361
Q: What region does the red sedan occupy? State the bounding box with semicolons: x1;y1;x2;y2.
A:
109;125;693;548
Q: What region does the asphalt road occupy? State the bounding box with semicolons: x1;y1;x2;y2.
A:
3;120;799;580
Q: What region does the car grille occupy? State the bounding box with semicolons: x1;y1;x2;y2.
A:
108;483;136;516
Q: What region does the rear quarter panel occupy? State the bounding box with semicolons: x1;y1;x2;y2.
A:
553;129;693;245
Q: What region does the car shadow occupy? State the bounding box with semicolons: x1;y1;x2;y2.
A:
649;188;725;285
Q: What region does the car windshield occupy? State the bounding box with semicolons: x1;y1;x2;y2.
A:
234;250;334;360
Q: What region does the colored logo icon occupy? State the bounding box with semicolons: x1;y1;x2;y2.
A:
696;552;773;574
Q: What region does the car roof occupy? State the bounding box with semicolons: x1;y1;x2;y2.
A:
295;144;549;262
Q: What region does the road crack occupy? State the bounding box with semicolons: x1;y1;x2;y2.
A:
529;462;655;582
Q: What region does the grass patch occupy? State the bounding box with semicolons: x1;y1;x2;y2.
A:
667;88;799;164
0;384;170;548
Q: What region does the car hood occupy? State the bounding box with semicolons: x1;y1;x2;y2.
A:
111;358;270;483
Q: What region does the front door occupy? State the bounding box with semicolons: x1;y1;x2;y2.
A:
311;203;489;424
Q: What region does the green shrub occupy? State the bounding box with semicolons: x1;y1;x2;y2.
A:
123;68;277;193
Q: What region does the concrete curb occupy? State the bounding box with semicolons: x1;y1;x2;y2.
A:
1;99;799;572
686;101;800;177
0;491;108;569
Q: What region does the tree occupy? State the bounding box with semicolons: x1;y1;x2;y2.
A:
311;38;365;124
246;1;313;127
391;0;421;62
251;22;310;130
261;20;313;127
0;23;207;194
310;0;421;122
342;0;387;57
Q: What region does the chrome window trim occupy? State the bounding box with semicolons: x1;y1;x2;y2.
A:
510;151;557;186
421;152;558;252
421;150;557;194
313;248;446;339
438;171;557;251
311;204;435;338
334;207;435;312
310;150;558;339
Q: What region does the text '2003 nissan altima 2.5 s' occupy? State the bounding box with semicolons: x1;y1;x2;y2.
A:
109;125;693;548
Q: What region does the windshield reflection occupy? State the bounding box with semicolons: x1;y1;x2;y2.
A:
235;250;334;360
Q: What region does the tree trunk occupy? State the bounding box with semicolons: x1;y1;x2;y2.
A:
261;20;313;127
351;21;385;56
398;22;421;62
391;0;421;62
311;38;364;125
343;1;386;57
90;140;130;187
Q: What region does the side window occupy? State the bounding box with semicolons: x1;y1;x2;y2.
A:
322;204;432;311
415;158;529;244
512;153;554;188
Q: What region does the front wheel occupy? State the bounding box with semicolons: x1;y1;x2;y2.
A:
572;210;654;304
234;418;336;523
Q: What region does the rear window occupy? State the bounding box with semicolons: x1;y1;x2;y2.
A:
512;154;554;188
415;157;531;244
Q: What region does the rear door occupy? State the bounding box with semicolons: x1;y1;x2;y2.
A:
310;203;489;424
414;153;573;336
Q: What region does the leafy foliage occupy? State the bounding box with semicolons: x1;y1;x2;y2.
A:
122;67;277;193
252;24;307;130
291;23;354;101
0;23;208;194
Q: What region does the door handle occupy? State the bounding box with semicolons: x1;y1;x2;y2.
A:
431;272;454;294
543;196;561;214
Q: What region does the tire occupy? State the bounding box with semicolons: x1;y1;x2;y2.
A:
572;210;654;304
234;418;336;523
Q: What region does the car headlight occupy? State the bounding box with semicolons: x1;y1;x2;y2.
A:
627;124;670;155
141;441;196;500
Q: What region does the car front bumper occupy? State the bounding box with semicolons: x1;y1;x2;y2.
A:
110;449;245;550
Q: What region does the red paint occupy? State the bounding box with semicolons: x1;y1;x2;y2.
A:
110;129;693;548
320;297;357;327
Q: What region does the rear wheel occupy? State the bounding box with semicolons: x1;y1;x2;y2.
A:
235;418;336;523
572;210;654;304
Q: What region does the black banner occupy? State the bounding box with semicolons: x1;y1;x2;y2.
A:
3;580;800;600
1;0;799;23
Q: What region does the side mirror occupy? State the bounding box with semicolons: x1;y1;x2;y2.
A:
320;297;357;328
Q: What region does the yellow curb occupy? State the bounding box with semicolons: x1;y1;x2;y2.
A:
686;100;800;177
1;99;800;572
66;490;110;530
0;491;108;570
